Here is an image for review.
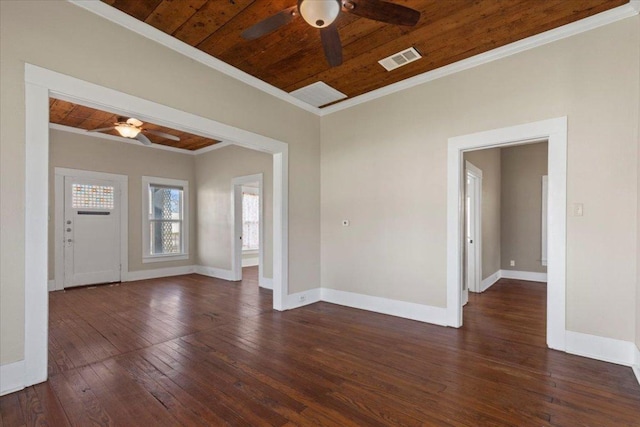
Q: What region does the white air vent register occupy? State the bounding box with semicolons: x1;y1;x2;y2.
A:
378;47;422;71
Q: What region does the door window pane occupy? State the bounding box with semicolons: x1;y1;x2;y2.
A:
72;184;114;209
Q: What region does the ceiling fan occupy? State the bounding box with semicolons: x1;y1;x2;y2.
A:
87;117;180;146
241;0;421;67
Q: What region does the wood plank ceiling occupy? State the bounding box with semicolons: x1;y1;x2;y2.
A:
50;99;221;151
102;0;627;107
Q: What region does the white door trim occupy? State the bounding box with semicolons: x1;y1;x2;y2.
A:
465;161;483;293
447;117;567;351
23;63;289;390
231;174;264;283
54;168;128;291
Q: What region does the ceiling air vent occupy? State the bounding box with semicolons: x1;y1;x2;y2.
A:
289;81;347;108
378;47;422;72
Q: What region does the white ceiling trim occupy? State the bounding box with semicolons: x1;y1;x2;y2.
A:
50;123;230;155
69;0;639;118
321;0;640;115
68;0;320;115
193;141;233;155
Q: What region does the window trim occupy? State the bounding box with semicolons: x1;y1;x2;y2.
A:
142;176;189;263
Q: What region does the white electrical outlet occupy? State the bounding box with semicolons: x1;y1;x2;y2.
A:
510;260;515;267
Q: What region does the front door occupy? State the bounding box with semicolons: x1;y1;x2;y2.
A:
64;176;121;288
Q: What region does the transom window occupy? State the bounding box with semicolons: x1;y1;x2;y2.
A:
142;177;189;262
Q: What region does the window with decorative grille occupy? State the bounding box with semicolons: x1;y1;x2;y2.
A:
149;185;183;255
142;176;189;262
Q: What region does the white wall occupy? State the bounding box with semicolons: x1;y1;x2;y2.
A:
195;145;273;278
0;1;320;365
321;17;639;341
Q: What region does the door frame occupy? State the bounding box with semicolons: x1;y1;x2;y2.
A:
24;63;290;388
53;168;128;291
465;161;483;294
447;117;567;351
231;173;266;286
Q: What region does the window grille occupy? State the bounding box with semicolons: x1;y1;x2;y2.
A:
72;184;114;209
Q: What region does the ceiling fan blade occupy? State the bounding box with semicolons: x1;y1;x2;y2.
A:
135;133;153;146
346;0;420;26
143;129;180;141
87;126;116;133
241;5;298;40
320;23;343;67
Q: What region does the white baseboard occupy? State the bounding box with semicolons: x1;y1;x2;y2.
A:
195;265;236;281
48;279;55;292
0;360;25;396
320;288;448;326
633;345;640;387
480;271;501;292
285;288;322;309
242;257;259;267
259;276;273;290
499;269;547;282
124;265;195;282
565;331;636;367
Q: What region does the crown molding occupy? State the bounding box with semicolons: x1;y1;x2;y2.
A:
69;0;638;118
67;0;321;115
193;141;233;155
51;123;232;155
320;0;640;115
49;123;227;155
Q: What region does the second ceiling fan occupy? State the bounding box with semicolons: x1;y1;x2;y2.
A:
241;0;421;67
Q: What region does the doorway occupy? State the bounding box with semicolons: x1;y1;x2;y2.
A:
447;117;567;351
231;174;267;288
464;161;483;303
53;168;128;291
23;64;290;389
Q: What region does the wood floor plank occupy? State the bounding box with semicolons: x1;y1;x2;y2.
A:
2;269;639;426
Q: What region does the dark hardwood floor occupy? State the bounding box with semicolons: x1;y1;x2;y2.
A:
2;270;639;426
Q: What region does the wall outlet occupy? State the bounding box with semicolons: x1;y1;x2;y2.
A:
510;260;515;267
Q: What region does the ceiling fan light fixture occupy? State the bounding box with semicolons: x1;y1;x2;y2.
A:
298;0;341;28
115;124;141;139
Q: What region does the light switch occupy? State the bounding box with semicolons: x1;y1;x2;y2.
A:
342;219;350;227
573;203;584;216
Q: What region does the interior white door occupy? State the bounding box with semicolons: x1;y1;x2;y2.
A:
464;173;478;304
64;176;121;288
